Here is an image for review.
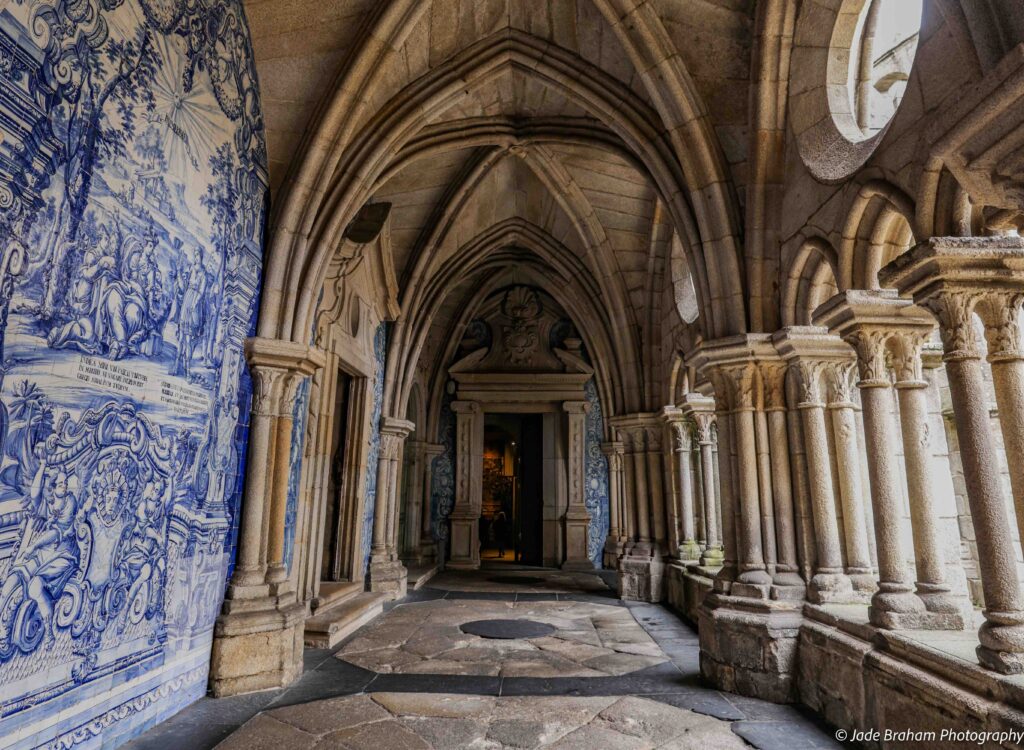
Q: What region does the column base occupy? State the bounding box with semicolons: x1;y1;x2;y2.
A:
849;572;878;596
977;617;1024;674
700;546;723;567
617;554;665;602
807;572;859;604
368;558;408;600
603;536;625;568
698;593;802;703
210;596;305;697
678;540;702;562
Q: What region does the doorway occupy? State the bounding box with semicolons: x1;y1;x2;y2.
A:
321;368;352;582
481;414;543;565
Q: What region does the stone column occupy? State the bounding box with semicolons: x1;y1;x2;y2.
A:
881;238;1024;673
891;331;968;625
694;411;722;566
721;363;771;592
614;416;666;601
663;407;699;560
815;290;925;627
211;338;324;697
824;361;875;591
775;329;857;603
369;417;413;598
448;401;482;569
761;363;803;589
563;401;594;570
978;292;1024;551
602;441;626;566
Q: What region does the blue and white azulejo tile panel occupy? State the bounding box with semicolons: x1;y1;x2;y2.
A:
0;0;267;746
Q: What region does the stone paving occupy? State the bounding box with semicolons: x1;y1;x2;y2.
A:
215;692;751;749
337;598;668;677
126;568;847;750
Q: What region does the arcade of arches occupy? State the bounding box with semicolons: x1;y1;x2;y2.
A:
9;0;1024;747
208;0;1024;743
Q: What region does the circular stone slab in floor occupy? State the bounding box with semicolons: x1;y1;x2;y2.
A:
460;619;556;639
488;575;546;585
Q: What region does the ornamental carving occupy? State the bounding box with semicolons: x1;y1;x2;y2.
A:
672;422;691;453
250;368;282;416
693;412;716;444
888;331;927;384
501;286;541;365
825;362;855;405
793;361;825;406
845;329;890;385
759;363;787;411
977;292;1024;361
921;292;981;361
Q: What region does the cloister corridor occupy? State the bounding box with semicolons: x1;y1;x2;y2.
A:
125;568;840;749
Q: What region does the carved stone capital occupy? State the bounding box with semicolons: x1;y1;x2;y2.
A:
563;400;590;415
250;366;285;417
792;360;825;407
844;329;891;387
693;412;717;445
759;362;788;410
670;421;692;453
920;291;982;362
888;330;928;384
977;292;1024;362
824;361;856;406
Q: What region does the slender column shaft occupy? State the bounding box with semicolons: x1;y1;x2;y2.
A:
754;406;777;570
672;423;699;560
980;293;1024;551
795;361;850;602
826;364;873;575
632;431;652;544
767;407;798;575
265;403;297;584
896;379;952;592
715;409;738;582
646;433;667;549
733;401;769;584
860;384;917;608
695;412;721;565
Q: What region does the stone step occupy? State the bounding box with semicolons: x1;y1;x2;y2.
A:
405;562;439;590
311;581;362;613
303;592;386;649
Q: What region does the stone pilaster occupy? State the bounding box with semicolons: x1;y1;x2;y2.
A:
447;401;482;569
562;401;594;570
881;237;1024;673
601;441;626;567
610;413;666;602
210;337;325;697
416;442;445;563
368;417;414;598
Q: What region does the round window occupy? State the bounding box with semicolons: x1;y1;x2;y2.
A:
828;0;922;143
790;0;923;182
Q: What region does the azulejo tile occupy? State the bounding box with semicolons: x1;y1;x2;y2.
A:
0;0;267;745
